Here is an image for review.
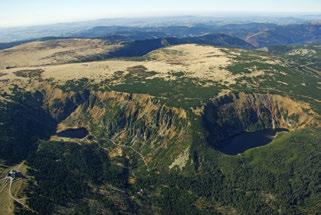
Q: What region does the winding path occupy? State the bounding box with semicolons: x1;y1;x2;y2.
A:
0;174;31;211
8;178;24;206
90;136;150;171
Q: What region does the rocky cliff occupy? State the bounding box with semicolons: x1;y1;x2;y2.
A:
40;87;191;170
203;92;319;148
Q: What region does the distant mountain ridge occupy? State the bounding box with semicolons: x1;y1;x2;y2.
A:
0;33;253;62
1;22;321;57
243;23;321;47
92;34;254;59
75;22;321;48
0;15;320;42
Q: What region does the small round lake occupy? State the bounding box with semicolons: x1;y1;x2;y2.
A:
217;128;288;155
56;128;89;139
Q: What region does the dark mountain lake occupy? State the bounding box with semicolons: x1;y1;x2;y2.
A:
218;128;288;155
56;128;89;139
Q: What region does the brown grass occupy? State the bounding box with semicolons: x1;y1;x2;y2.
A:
0;39;123;69
0;44;276;90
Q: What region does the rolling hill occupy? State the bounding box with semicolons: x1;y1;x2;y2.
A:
0;39;123;69
76;23;321;48
244;23;321;47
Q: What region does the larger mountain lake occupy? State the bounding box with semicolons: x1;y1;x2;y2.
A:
218;128;288;155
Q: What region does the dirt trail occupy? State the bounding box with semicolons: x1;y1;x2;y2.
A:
8;179;23;205
0;163;32;212
109;137;149;170
91;135;150;171
246;31;267;40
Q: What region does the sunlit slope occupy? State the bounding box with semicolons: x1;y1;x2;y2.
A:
1;43;320;110
0;39;122;69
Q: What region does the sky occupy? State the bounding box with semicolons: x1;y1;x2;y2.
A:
1;0;321;27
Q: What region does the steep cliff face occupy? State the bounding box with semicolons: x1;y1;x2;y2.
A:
203;93;319;147
40;87;191;170
37;89;320;166
42;87;90;121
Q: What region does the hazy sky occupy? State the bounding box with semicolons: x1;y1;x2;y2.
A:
1;0;321;27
